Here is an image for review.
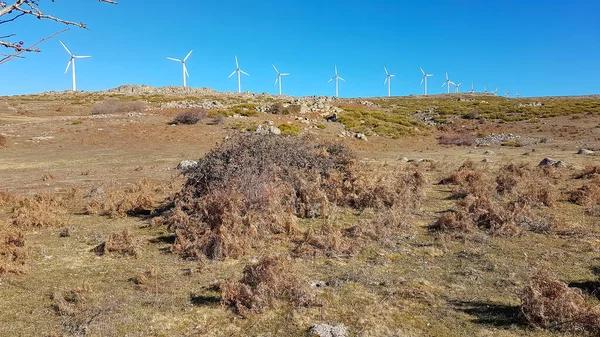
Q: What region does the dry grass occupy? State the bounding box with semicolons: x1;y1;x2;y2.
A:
169;108;207;125
91;230;141;257
220;255;312;317
437;132;476;146
11;195;65;228
521;268;600;334
0;231;27;275
573;165;600;180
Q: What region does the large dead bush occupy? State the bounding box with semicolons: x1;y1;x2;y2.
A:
156;134;426;260
521;269;600;334
90;98;146;115
11;194;65;228
220;255;312;317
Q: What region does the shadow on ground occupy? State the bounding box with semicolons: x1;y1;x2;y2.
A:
451;300;527;328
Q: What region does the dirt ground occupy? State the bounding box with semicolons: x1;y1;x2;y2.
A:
1;93;599;336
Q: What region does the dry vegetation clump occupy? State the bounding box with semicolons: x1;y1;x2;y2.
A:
521;269;600;334
343;205;412;248
84;180;160;218
156;134;427;260
573;165;600;180
169;108;207;125
437;131;476;146
267;102;302;115
11;194;65;228
90;98;146;115
92;230;141;257
439;161;492;199
0;231;27;275
569;179;600;216
220;255;312;317
0;134;7;148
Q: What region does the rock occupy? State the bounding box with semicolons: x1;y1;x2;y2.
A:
399;157;409;162
577;148;594;155
177;160;198;170
553;161;567;168
408;158;424;163
483;150;496;155
481;158;492;163
308;324;348;337
255;125;281;135
325;113;338;122
355;133;367;141
538;158;556;167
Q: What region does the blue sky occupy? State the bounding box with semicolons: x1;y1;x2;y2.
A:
1;0;598;97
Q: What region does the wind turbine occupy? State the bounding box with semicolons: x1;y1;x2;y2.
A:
383;66;396;97
455;82;463;93
469;82;475;93
166;50;193;87
505;89;509;98
516;91;520;98
420;67;434;95
272;64;289;96
60;40;91;91
483;84;488;93
441;72;455;94
327;65;345;98
493;87;499;95
228;55;249;93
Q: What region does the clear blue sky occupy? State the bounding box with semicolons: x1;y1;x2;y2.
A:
1;0;598;97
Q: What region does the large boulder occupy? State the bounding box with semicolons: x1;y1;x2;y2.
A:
177;160;198;170
577;148;594;155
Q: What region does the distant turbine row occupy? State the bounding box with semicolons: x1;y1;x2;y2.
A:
59;41;517;98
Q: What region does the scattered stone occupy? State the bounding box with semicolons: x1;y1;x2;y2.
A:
577;148;594;155
554;161;568;168
311;281;327;289
325;113;338;122
308;324;348;337
355;133;367;141
177;160;198;170
483;150;496;155
399;157;409;162
408;158;424;163
255;125;281;135
481;158;492;163
538;158;556;167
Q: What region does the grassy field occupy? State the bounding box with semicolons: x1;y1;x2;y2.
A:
1;91;600;336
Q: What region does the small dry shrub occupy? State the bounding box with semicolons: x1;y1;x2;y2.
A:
92;230;141;257
170;108;207;125
344;205;412;248
569;179;600;215
521;269;600;334
84;181;158;218
11;194;65;228
0;135;7;148
437;132;476;146
0;231;27;275
267;103;301;115
130;269;156;291
429;211;473;233
220;255;312;317
90;98;146;115
51;285;92;317
573;166;600;180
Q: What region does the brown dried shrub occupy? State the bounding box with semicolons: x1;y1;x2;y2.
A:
429;211;473;233
220;255;312;317
11;194;65;228
51;284;92;317
84;181;158;218
92;230;141;257
0;134;7;148
170;108;207;125
90;98;146;115
521;269;600;334
573;166;600;180
437;132;476;146
0;231;27;275
158;134;426;260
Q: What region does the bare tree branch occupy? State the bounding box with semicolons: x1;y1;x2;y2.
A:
0;0;117;64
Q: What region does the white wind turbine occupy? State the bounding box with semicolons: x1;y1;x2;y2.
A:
60;40;91;91
228;55;250;93
484;84;488;93
327;65;345;98
455;82;463;93
469;82;475;93
166;50;193;87
272;64;289;96
505;89;509;97
420;67;434;95
493;87;499;95
516;91;520;98
383;66;396;97
442;72;455;94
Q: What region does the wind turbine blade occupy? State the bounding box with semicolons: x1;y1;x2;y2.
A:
420;77;424;85
64;60;71;74
335;65;338;75
441;82;446;87
457;82;462;86
75;56;92;58
59;40;72;55
167;57;181;62
235;55;239;68
446;72;449;80
339;77;346;82
240;70;250;76
272;64;279;74
384;66;388;75
420;67;425;75
328;77;335;83
274;77;278;86
184;64;190;78
384;78;388;85
390;74;396;77
281;73;290;76
228;70;237;78
184;50;193;62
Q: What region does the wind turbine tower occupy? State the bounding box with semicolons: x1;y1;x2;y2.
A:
505;89;509;98
60;40;91;91
420;67;434;95
272;64;289;96
484;84;488;94
469;82;475;93
228;55;250;93
327;65;345;98
166;50;193;87
442;72;455;94
383;66;396;97
455;82;463;93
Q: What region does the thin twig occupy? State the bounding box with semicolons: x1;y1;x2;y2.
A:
0;27;68;64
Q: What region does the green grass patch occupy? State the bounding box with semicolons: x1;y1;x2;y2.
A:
278;124;301;136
